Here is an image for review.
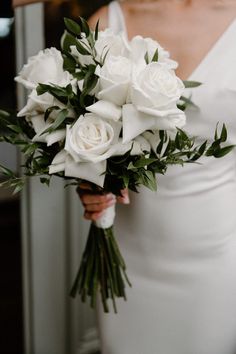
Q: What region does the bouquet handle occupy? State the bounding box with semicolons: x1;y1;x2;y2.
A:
70;203;131;313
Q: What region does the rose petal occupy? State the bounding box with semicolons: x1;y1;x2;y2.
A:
143;131;161;153
32;132;47;143
137;105;185;119
86;100;122;121
46;129;66;146
49;162;65;174
51;149;67;164
122;104;186;143
97;81;129;106
17;97;38;117
131;135;151;154
65;156;106;187
65;125;82;163
15;76;36;90
30;114;46;133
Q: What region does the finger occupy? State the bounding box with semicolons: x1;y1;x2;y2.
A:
85;199;116;212
76;183;93;195
84;211;104;221
117;189;130;204
81;193;115;205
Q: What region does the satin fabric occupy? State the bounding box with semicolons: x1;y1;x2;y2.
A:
97;3;236;353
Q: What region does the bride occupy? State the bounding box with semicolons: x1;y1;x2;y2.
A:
78;1;236;353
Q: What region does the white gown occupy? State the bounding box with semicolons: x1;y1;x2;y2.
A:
97;2;236;353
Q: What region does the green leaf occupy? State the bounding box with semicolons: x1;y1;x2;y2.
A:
213;145;235;158
41;109;69;135
156;138;165;155
144;51;149;64
179;95;198;109
129;157;157;169
62;31;90;56
73;71;85;81
141;170;157;191
66;83;74;98
79;17;90;37
0;164;14;177
198;140;208;156
75;38;91;56
214;122;219;140
122;175;129;188
163;138;175;156
64;18;81;36
190;140;208;161
40;177;51;186
151;48;159;62
220;123;227;143
7;124;22;134
183;80;202;88
61;30;77;53
23;143;39;155
87;32;95;49
174;131;181;150
0;109;10;118
80;66;98;106
63;55;76;73
95;20;99;41
44;106;60;121
13;184;24;195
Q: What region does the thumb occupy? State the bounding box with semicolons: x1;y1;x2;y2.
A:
117;189;130;204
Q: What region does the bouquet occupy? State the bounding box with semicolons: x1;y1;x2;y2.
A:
0;18;234;313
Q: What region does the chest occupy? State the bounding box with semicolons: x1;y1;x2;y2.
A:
123;5;236;80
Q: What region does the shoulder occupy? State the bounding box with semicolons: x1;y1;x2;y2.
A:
88;5;109;31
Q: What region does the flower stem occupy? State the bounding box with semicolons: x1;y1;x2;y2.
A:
70;223;131;313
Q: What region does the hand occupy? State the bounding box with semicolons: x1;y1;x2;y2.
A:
77;183;130;222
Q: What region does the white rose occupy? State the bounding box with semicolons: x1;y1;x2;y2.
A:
130;36;177;69
64;113;123;186
17;90;65;117
50;113;151;186
15;47;72;90
49;149;67;174
95;29;129;60
70;44;94;67
123;62;186;143
95;55;132;106
27;114;66;146
133;62;184;107
69;29;129;67
17;88;77;122
65;113;121;163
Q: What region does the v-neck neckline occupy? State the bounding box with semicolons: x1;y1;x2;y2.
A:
187;18;236;81
115;1;236;81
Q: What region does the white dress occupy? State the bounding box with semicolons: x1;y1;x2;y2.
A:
97;2;236;353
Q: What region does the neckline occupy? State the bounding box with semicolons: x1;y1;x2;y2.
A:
113;1;236;81
187;18;236;81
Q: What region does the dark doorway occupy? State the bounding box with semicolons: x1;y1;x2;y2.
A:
0;1;24;352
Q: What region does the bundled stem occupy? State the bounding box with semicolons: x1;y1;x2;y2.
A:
70;223;131;313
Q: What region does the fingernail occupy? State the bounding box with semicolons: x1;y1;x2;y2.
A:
122;195;130;204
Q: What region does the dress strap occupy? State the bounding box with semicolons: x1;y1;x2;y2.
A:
108;1;128;37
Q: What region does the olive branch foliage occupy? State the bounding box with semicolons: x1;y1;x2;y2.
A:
0;17;235;313
0;17;235;195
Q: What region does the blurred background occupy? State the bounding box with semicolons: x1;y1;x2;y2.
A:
0;1;113;353
0;1;23;353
